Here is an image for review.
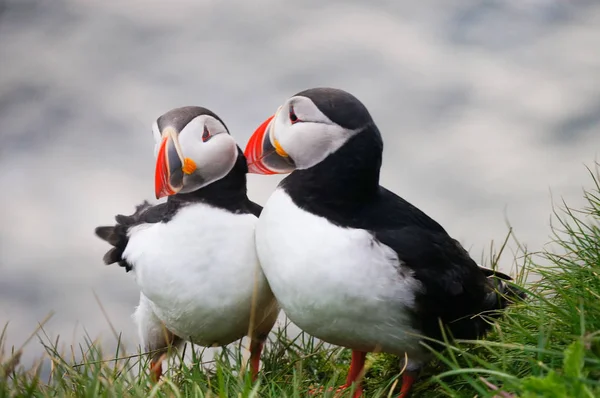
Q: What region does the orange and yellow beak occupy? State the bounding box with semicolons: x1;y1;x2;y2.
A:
155;129;196;199
244;114;296;175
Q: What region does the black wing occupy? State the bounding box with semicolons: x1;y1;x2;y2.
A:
372;187;449;233
371;188;524;342
94;201;171;272
374;226;523;342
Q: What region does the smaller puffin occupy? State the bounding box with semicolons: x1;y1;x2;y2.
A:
95;106;279;381
243;88;525;397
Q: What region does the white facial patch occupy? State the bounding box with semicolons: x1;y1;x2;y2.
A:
272;96;359;170
177;115;238;192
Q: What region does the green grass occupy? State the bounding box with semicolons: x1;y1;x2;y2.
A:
3;164;600;397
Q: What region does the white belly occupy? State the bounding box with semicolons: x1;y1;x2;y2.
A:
256;188;424;356
124;203;274;345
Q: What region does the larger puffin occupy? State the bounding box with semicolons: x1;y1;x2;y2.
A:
95;106;279;381
243;88;524;397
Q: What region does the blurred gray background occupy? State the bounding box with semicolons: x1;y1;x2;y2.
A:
1;0;599;364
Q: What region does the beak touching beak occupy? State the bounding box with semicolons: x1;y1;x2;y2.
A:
155;128;186;199
244;113;296;175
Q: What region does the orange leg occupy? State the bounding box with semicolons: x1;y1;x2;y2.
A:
308;350;367;397
150;360;163;382
330;350;367;397
249;340;264;382
397;371;417;397
341;350;367;396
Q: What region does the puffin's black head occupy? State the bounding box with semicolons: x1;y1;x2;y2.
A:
244;87;381;175
153;106;239;199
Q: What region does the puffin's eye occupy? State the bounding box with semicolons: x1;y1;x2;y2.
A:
202;126;211;142
289;106;300;124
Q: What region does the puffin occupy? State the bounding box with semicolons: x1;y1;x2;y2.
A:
95;106;279;381
243;88;525;397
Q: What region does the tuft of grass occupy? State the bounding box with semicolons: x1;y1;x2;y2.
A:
423;164;600;398
0;319;392;397
2;163;600;397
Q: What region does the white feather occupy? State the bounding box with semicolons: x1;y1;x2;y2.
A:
256;188;427;365
124;203;277;346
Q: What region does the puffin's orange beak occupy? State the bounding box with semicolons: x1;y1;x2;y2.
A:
244;114;295;174
155;129;185;199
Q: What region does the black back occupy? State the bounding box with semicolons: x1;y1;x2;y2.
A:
281;89;524;343
94;148;261;272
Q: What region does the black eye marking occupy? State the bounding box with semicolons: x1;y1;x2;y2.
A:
202;125;211;142
289;106;301;124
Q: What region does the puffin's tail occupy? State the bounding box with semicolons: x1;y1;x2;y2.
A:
477;268;527;334
94;201;152;272
449;267;527;340
479;266;527;304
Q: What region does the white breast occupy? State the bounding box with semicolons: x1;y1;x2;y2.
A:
256;188;424;357
123;203;273;346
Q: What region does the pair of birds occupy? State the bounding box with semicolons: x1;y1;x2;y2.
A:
95;87;524;397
